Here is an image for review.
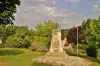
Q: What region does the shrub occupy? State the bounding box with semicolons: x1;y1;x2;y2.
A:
65;48;76;56
86;46;97;58
6;36;30;48
97;49;100;59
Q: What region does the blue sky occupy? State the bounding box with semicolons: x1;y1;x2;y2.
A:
14;0;100;29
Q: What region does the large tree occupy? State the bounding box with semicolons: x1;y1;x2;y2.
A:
82;17;100;57
34;20;59;48
83;16;100;48
0;0;21;25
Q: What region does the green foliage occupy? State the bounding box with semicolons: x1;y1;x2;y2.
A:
61;29;68;40
65;48;75;56
82;16;100;57
6;35;30;48
83;16;100;48
0;0;21;25
35;20;57;36
97;49;100;59
86;46;97;58
34;20;58;48
0;26;20;43
0;26;34;48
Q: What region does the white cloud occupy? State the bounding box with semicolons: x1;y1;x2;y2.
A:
91;2;100;12
14;0;85;29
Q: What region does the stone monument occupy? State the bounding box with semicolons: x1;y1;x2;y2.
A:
45;29;68;61
34;29;91;66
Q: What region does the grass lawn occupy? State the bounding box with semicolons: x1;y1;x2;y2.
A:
0;48;46;66
0;48;100;66
92;62;100;66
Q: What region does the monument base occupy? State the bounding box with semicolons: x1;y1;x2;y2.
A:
45;51;68;62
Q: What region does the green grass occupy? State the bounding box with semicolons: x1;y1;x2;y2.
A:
0;48;100;66
0;48;46;66
92;62;100;66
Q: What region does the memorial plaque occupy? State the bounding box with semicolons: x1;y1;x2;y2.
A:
52;36;59;48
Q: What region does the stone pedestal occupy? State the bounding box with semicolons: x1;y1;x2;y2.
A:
45;51;67;62
45;29;68;61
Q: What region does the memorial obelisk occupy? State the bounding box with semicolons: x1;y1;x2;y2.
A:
45;28;68;61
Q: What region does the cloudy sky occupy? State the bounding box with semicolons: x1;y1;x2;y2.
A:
14;0;100;29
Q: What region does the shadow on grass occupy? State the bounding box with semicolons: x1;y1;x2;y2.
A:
66;51;100;64
0;49;24;56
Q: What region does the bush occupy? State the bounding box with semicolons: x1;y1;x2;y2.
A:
65;48;76;56
78;44;87;50
97;49;100;59
6;36;30;48
86;46;97;58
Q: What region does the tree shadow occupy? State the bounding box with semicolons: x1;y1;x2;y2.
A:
0;49;24;56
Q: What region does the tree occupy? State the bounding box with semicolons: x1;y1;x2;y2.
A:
0;26;19;43
6;26;33;48
67;26;84;44
0;0;21;25
34;20;59;48
61;29;68;40
83;16;100;57
83;17;100;48
0;26;34;48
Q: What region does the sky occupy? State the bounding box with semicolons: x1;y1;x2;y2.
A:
14;0;100;29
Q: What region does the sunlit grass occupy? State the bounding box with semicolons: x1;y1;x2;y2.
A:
0;48;45;66
0;48;100;66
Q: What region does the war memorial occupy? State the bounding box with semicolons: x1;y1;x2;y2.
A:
33;28;91;66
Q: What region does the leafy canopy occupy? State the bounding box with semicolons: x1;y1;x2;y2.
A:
0;0;21;25
83;16;100;48
34;20;59;48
